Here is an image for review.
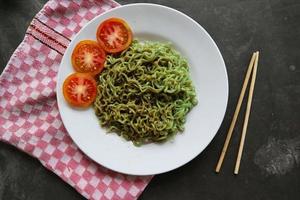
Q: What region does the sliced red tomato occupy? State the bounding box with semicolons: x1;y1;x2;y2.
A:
96;18;133;53
63;73;97;108
71;40;106;75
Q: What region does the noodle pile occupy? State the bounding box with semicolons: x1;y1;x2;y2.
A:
94;40;197;145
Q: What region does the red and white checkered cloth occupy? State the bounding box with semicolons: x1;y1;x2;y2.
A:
0;0;152;199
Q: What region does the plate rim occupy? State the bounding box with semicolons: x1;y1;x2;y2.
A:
56;3;229;175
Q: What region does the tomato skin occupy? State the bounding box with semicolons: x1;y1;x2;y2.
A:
63;73;97;108
96;18;133;53
71;40;106;75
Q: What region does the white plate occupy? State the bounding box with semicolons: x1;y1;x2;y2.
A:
57;3;228;175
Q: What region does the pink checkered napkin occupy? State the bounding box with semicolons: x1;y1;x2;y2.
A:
0;0;152;199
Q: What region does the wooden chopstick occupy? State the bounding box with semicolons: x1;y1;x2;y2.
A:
234;51;259;174
215;52;258;173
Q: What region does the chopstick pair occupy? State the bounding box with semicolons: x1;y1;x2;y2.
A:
215;51;260;174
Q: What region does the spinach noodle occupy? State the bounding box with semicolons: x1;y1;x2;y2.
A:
94;40;197;145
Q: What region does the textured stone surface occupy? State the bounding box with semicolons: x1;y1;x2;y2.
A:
0;0;299;199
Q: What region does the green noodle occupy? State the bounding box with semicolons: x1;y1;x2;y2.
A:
94;40;197;146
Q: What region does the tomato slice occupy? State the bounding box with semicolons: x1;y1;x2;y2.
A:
71;40;106;75
63;73;97;108
96;18;133;53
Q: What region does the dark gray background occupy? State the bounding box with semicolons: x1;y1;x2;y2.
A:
0;0;299;199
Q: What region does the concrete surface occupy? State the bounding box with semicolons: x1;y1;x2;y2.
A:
0;0;300;199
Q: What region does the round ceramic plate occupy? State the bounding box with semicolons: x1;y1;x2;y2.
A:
57;3;228;175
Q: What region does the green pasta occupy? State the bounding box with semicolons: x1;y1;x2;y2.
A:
94;40;197;146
